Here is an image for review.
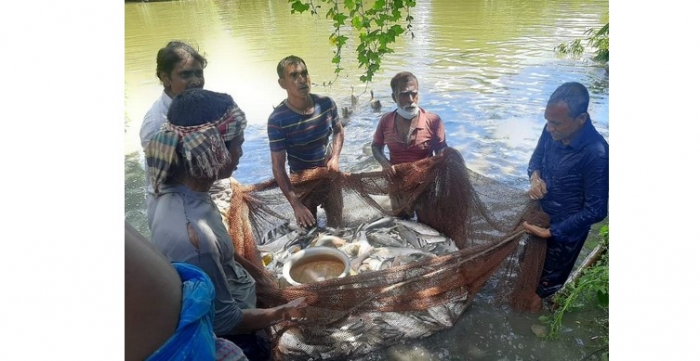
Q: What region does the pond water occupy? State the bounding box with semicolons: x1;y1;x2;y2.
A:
125;0;609;359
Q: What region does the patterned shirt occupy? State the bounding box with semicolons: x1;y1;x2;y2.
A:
267;94;340;172
372;108;447;165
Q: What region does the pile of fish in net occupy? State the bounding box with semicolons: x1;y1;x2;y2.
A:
259;216;459;282
216;147;550;360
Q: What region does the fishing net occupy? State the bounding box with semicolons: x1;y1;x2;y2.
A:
219;147;549;360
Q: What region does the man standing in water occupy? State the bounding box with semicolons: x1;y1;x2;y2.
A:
371;71;448;220
522;81;609;304
267;55;345;228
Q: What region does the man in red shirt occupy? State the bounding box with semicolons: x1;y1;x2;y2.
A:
371;71;448;219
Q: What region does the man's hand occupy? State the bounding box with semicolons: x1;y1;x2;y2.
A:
528;175;548;200
326;156;340;173
280;297;308;319
292;201;316;228
522;221;552;238
382;164;397;181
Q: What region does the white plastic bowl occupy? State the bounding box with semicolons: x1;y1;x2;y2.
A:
283;246;351;286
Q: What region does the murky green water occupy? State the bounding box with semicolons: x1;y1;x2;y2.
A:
125;0;609;359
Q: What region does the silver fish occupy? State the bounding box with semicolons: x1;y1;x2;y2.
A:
431;243;459;255
362;216;396;231
396;224;422;249
418;234;451;245
358;258;384;272
312;234;347;248
391;252;435;267
367;231;405;248
395;219;441;236
370;246;434;260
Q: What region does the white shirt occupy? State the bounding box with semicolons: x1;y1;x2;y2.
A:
139;90;173;150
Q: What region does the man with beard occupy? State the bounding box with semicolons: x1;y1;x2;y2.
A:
371;71;448;220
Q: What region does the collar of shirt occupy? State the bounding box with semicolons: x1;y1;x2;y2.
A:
161;90;173;109
565;120;599;150
392;107;427;129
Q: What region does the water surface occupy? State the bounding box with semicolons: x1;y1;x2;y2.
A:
125;1;609;359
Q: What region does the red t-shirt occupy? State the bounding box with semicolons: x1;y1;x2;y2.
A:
372;108;447;165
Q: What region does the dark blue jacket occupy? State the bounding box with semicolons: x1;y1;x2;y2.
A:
527;120;609;242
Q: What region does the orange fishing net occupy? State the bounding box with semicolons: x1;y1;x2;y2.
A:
225;147;548;360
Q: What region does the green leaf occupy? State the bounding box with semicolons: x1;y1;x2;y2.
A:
351;16;363;30
290;1;310;14
596;290;609;307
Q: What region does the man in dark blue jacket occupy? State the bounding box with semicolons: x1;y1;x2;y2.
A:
522;82;609;300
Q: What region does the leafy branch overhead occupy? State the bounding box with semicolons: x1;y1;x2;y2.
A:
289;0;417;84
556;22;609;62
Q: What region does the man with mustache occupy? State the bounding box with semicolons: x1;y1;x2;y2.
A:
139;41;208;209
371;71;448;220
268;55;345;228
522;81;609;306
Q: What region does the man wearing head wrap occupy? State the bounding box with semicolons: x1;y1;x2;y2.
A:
146;89;308;361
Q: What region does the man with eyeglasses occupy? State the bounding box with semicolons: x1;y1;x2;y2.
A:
371;71;448;220
522;81;609;306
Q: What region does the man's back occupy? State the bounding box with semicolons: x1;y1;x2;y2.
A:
148;183;257;334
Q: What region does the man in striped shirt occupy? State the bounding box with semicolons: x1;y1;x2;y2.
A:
371;71;448;220
268;55;345;228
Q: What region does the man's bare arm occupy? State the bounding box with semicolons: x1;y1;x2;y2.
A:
270;150;315;227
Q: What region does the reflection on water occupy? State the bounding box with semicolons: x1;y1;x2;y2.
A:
125;0;608;359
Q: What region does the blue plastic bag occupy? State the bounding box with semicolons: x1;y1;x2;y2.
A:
146;263;217;360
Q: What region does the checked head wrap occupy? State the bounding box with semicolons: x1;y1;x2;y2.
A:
145;89;247;194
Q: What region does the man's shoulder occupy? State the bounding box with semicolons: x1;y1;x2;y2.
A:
421;109;442;122
268;103;292;124
313;93;337;108
418;109;443;130
379;110;395;122
585;135;609;159
582;123;609;158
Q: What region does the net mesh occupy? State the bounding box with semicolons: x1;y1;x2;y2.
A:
221;147;549;360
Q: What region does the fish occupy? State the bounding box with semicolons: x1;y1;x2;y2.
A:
257;233;293;253
284;228;318;250
395;219;441;236
367;231;405;248
362;216;396;231
312;234;347;248
418;234;451;245
262;221;294;243
339;318;366;334
396;224;422;249
349;232;375;270
358;258;384;272
370;247;434;260
430;241;459;256
339;242;361;257
391;252;435;267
